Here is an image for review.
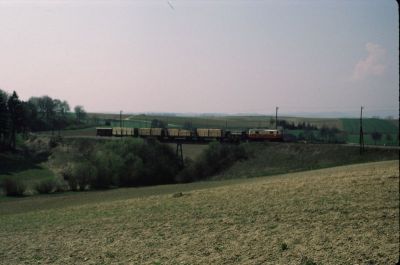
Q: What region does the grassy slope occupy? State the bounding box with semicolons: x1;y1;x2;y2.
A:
341;118;399;146
215;142;399;180
341;118;398;134
0;160;398;264
0;153;54;192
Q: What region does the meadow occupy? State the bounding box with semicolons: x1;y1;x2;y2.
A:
0;160;398;264
0;153;54;196
214;142;399;180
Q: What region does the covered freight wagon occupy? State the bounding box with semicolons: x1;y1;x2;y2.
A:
138;128;165;138
167;128;192;140
196;128;223;139
111;127;136;136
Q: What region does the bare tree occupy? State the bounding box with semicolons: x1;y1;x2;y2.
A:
74;105;86;123
7;91;24;149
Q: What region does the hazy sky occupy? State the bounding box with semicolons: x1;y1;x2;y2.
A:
0;0;398;117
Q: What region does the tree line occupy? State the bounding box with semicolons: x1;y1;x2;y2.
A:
0;89;86;151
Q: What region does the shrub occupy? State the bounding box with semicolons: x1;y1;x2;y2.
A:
54;180;69;193
49;135;63;148
138;140;180;185
176;142;248;182
72;162;97;191
101;138;179;187
55;138;182;190
91;150;122;188
35;179;57;194
118;155;144;187
174;158;194;183
72;138;96;160
2;178;26;197
61;164;78;191
23;136;52;162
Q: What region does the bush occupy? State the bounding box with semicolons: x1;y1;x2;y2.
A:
35;179;57;194
174;157;194;183
55;138;182;190
176;142;248;182
138;140;180;185
61;164;78;191
61;162;96;191
91;150;122;188
2;178;26;197
49;135;63;148
118;155;144;187
72;162;97;191
54;180;69;193
23;136;52;162
99;138;179;187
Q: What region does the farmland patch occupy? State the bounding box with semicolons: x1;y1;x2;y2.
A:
0;161;398;264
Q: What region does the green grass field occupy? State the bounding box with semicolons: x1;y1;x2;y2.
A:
347;133;399;146
0;153;55;194
340;118;399;146
341;118;398;134
0;160;398;264
214;142;399;180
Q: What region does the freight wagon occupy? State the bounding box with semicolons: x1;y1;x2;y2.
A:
96;127;283;142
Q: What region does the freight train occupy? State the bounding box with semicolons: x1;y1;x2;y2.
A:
96;127;283;142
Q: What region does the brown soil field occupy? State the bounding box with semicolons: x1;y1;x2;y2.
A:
0;160;398;264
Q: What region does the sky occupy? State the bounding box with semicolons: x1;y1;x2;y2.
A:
0;0;398;117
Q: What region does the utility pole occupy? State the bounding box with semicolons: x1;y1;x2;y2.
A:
275;106;279;130
359;106;365;154
120;110;123;137
120;110;122;128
